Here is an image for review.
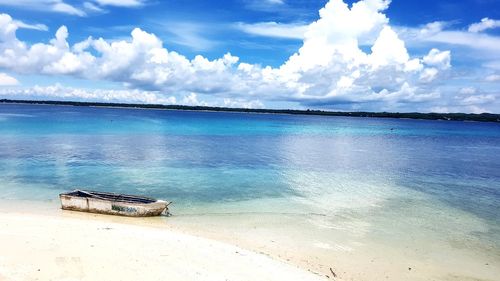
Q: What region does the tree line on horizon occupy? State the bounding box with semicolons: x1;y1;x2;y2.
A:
1;99;499;123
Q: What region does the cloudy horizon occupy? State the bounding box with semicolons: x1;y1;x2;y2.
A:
0;0;499;113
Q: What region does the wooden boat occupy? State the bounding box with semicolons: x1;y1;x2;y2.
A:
59;189;170;217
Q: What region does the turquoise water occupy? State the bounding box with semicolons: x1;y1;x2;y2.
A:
1;103;500;279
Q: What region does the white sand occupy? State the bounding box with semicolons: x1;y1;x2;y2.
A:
0;212;329;281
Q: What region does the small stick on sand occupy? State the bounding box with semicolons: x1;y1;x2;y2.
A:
329;267;337;278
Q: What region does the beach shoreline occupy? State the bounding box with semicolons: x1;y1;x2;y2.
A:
2;199;499;281
0;200;331;281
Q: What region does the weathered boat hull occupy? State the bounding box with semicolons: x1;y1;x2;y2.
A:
59;190;169;217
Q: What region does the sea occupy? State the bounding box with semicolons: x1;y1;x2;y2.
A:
1;103;499;280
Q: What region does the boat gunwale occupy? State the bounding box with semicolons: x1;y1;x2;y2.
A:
59;190;161;205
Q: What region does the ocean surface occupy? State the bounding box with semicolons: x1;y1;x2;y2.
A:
1;103;500;280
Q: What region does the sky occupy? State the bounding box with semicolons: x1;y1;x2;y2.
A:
0;0;499;113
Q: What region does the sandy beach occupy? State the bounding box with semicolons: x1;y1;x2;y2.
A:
0;208;329;281
1;199;500;281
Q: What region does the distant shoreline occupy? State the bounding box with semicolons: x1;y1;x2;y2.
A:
1;98;499;123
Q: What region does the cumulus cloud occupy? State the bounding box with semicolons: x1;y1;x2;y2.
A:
223;98;264;109
0;84;266;108
468;18;500;33
275;0;449;107
0;84;174;104
423;48;451;70
0;0;456;111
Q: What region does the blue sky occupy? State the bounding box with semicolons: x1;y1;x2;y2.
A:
0;0;499;113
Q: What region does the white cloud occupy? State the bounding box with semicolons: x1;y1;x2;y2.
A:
369;26;410;68
0;73;18;86
0;0;147;16
468;18;500;33
419;21;449;36
0;84;267;108
485;74;500;82
266;0;285;4
244;0;286;10
181;92;205;106
426;31;500;52
0;84;175;104
423;48;451;70
460;94;496;105
12;20;48;31
459;87;477;95
160;22;219;51
52;2;86;16
395;20;500;113
454;87;498;110
0;0;86;17
223;98;264;109
0;1;461;112
237;22;307;40
275;0;447;108
399;21;500;52
419;67;439;83
93;0;145;7
83;2;105;12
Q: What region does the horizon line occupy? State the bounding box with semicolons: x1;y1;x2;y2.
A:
1;98;499;123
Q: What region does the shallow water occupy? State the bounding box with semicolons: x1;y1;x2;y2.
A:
1;103;499;280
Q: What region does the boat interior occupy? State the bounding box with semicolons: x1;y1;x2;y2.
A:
62;190;157;204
